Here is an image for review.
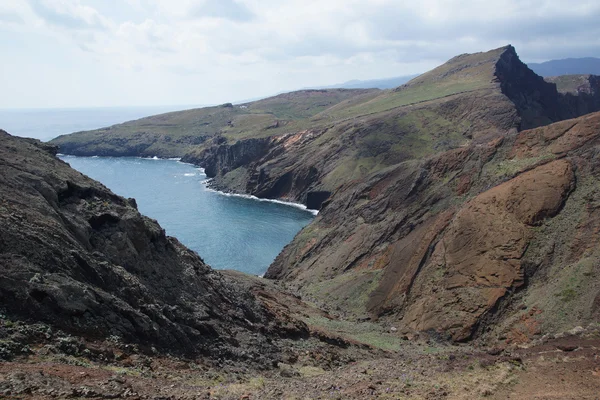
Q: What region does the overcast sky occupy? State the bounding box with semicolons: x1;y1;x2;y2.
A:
1;0;599;108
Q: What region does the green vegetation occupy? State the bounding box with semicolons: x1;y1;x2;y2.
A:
303;269;383;318
519;175;600;332
51;89;379;156
481;153;556;181
302;315;404;352
545;74;594;94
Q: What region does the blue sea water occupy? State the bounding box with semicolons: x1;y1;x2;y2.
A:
0;107;314;275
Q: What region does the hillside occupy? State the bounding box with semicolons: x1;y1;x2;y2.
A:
46;45;600;337
5;52;600;397
268;111;600;343
0;130;304;362
50;89;379;157
179;45;600;209
529;57;600;77
51;46;600;215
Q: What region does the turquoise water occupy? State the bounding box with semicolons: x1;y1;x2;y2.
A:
60;155;314;275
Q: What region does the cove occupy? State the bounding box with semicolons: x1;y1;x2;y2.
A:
60;155;315;275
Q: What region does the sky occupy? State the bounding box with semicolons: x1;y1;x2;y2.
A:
1;0;599;109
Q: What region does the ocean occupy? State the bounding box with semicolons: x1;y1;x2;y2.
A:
0;107;314;275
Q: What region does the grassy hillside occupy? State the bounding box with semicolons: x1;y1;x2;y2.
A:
268;111;600;343
545;74;598;94
51;47;513;158
50;89;378;157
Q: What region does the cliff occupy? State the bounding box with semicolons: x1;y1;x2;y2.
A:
45;45;600;343
52;47;600;212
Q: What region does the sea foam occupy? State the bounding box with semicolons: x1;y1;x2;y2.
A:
204;187;319;216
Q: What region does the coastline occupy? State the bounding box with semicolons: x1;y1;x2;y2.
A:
203;186;319;216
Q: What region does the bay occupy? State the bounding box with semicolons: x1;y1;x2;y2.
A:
61;155;314;275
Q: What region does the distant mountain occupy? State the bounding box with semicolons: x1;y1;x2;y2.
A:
312;74;420;90
528;57;600;77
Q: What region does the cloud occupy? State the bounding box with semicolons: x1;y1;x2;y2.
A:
190;0;255;22
0;12;24;24
27;0;109;30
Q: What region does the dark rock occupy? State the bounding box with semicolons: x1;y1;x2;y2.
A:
0;131;286;362
557;344;578;352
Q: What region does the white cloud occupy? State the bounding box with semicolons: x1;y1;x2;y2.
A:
28;0;111;30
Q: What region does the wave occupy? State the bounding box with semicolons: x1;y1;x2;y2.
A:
183;172;196;177
58;154;187;163
204;187;319;215
176;160;195;166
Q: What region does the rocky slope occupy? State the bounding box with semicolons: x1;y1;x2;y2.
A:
267;111;600;343
46;45;600;344
0;130;311;364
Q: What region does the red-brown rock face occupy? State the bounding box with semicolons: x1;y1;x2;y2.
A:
400;160;574;340
269;112;600;342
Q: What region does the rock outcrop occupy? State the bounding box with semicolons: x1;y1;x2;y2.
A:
0;131;302;362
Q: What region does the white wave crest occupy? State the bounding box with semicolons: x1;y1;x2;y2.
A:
183;172;196;176
204;187;318;215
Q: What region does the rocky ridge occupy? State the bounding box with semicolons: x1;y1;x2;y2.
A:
46;45;600;345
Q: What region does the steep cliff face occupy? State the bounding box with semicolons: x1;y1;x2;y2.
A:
267;112;600;343
0;131;303;362
494;46;562;129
